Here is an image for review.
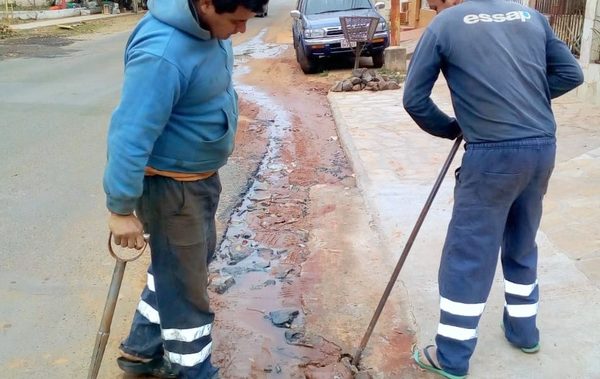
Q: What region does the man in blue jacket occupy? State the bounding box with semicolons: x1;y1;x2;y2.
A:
403;0;583;378
103;0;268;377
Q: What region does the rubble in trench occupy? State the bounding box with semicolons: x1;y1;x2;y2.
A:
206;114;376;378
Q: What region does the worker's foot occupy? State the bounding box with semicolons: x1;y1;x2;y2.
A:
209;368;220;379
500;324;540;354
519;343;541;354
421;345;441;368
412;345;467;379
117;356;177;378
120;350;153;363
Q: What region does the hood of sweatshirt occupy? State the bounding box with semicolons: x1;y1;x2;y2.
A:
148;0;211;40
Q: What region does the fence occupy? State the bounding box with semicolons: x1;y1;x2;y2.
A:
532;0;586;57
551;13;586;55
533;0;586;15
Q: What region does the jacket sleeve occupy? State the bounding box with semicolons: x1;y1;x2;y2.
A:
103;50;186;215
403;29;461;140
543;16;584;98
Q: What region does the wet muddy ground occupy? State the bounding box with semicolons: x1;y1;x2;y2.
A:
208;31;415;378
210;37;354;378
0;35;77;59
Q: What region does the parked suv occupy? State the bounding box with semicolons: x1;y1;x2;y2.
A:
291;0;390;74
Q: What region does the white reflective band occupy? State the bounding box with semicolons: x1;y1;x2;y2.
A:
166;342;212;367
437;324;478;341
162;324;212;342
504;279;537;297
147;273;155;292
505;302;539;318
440;297;486;317
137;300;160;324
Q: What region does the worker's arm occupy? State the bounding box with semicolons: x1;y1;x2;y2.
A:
543;17;584;98
104;50;184;215
103;50;185;248
403;29;461;140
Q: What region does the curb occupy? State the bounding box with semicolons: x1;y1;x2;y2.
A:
9;12;139;31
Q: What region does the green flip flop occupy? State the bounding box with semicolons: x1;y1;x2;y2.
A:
520;344;541;354
500;324;541;354
412;345;467;379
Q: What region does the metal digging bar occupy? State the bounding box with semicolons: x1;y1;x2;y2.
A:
88;233;148;379
340;16;379;70
351;136;464;366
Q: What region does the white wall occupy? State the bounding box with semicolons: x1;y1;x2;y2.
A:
381;0;391;21
13;0;46;7
577;0;600;102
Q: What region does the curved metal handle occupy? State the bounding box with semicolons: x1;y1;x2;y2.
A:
108;232;149;262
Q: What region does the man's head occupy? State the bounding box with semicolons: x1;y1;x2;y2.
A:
426;0;462;13
196;0;269;39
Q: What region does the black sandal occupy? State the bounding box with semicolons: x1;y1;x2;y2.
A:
117;356;178;378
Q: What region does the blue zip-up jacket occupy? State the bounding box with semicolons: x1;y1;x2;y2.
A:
403;0;584;142
103;0;238;215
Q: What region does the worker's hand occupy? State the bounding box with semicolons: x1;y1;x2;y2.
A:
108;213;145;250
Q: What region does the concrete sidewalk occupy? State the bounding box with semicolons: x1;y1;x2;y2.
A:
329;81;600;378
9;12;134;31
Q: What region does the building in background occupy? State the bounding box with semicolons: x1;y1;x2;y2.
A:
578;0;600;101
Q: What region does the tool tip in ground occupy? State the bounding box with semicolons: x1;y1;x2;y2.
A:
304;354;374;379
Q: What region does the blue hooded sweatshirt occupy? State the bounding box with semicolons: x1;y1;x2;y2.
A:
403;0;584;143
103;0;238;215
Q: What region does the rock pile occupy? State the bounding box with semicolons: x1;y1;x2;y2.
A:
330;68;401;92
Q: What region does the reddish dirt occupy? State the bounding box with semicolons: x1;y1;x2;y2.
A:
209;49;414;378
210;53;352;378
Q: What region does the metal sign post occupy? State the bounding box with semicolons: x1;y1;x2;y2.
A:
340;16;379;70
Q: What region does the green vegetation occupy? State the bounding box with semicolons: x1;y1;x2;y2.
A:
377;68;406;83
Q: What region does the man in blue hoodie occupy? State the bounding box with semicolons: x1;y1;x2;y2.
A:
403;0;583;378
103;0;268;377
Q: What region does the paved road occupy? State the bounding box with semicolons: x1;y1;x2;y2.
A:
0;31;133;378
0;1;294;377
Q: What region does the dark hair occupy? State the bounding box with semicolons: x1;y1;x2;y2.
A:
213;0;269;14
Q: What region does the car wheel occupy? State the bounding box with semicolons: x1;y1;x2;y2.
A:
372;51;385;68
296;44;320;74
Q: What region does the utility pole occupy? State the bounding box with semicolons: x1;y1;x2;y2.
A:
390;0;400;46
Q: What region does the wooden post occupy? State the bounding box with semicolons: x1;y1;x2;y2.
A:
390;0;400;46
